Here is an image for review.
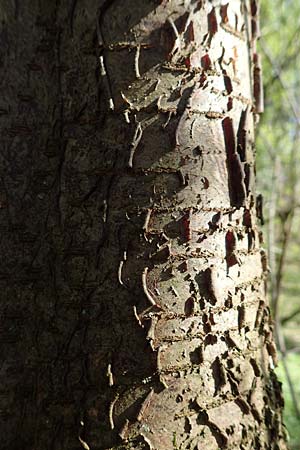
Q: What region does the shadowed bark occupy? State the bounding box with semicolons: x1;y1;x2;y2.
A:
0;1;287;449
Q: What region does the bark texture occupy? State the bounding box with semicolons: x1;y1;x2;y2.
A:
0;0;287;449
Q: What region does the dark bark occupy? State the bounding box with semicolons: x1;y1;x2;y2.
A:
0;1;287;449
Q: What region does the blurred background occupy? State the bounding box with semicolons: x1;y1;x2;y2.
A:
257;0;300;448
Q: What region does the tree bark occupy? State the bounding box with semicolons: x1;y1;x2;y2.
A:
0;1;287;449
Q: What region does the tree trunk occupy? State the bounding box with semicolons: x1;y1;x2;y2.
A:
0;1;287;449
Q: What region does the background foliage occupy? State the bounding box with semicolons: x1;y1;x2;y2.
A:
257;0;300;447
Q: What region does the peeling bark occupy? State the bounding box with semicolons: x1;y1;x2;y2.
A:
0;1;287;450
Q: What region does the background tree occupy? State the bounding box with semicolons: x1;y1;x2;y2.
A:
257;0;300;447
0;1;287;449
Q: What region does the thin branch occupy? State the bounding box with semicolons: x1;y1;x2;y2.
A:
281;307;300;325
260;39;300;125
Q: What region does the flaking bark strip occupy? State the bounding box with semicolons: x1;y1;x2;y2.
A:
222;117;247;207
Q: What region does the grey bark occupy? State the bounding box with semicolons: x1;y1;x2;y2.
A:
0;1;287;449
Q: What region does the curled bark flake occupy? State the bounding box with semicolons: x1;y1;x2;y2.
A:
118;258;125;286
106;363;114;387
99;56;115;110
190;118;196;138
124;110;130;123
109;395;119;430
154;78;161;91
142;267;157;306
128;122;143;168
177;168;188;187
121;91;134;108
137;388;154;421
133;305;144;328
201;176;209;189
162;110;174;129
167;17;181;60
170;285;179;297
78;436;90;450
135;44;141;79
143;209;152;233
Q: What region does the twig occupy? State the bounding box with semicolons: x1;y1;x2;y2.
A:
260;39;300;125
